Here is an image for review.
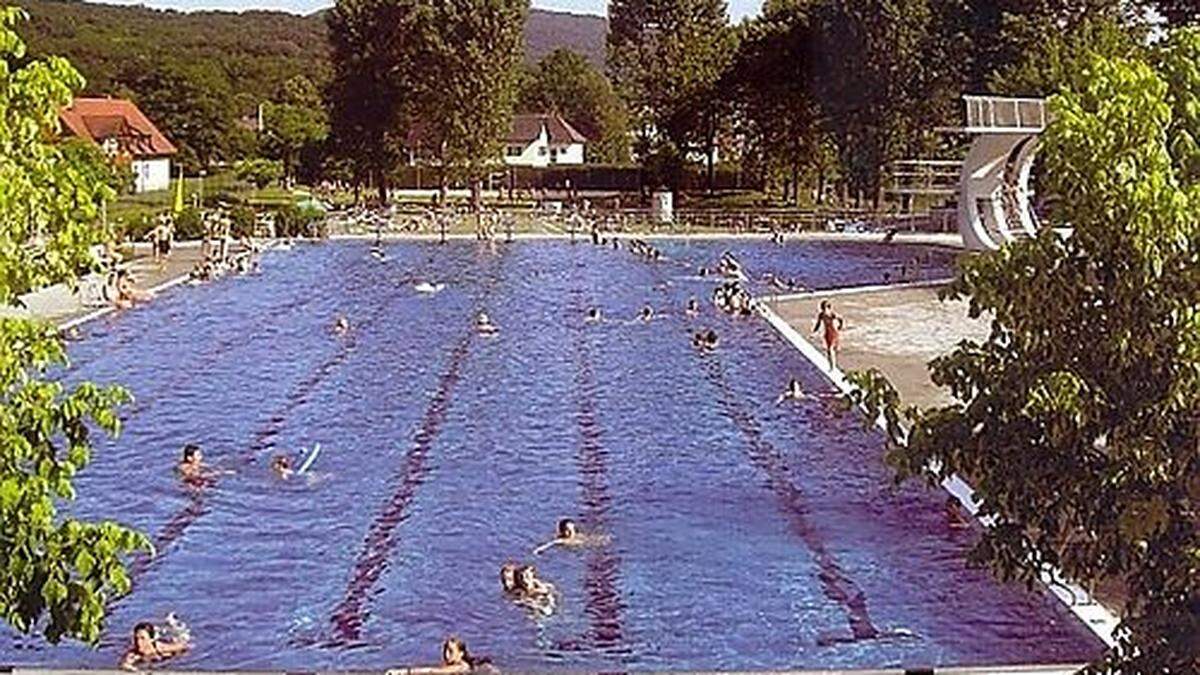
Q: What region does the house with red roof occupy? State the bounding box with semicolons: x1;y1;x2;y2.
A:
59;97;177;193
503;113;587;167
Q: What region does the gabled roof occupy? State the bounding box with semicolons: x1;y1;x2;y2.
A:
60;97;177;158
507;113;588;145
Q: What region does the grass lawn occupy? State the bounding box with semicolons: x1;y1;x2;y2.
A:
108;171;302;234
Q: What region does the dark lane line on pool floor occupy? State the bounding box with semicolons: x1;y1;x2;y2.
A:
563;286;627;653
123;281;401;593
694;350;889;646
322;249;511;647
119;256;384;419
322;330;473;647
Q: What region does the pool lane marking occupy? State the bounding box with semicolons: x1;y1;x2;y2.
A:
322;330;473;646
756;301;1120;647
323;246;511;646
566;287;627;651
694;351;887;645
122;281;396;592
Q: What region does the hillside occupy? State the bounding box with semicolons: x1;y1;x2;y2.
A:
14;0;606;99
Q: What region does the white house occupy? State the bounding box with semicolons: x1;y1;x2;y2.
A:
503;113;588;167
60;97;177;193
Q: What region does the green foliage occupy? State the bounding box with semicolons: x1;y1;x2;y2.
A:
0;8;147;645
122;59;237;170
328;0;527;198
608;0;735;161
847;46;1200;673
0;6;113;307
417;0;528;186
58;139;133;197
808;0;964;204
1157;28;1200;184
236;158;284;190
275;202;323;238
325;0;418;200
725;2;832;203
261;76;328;181
988;13;1145;96
174;206;204;240
519;49;629;163
0;318;146;644
229;204;255;239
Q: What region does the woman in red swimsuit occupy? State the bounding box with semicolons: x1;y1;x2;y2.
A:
812;300;844;371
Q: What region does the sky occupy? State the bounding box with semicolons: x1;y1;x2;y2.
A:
95;0;765;21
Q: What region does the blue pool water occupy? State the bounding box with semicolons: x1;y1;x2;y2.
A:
0;240;1102;671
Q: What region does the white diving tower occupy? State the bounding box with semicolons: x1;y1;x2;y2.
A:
953;96;1047;251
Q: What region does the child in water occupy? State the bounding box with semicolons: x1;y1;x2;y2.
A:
777;378;806;404
120;621;189;671
271;455;294;480
396;636;490;674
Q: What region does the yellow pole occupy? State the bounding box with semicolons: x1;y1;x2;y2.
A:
173;165;184;213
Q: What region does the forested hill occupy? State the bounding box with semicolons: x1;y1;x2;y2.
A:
13;0;607;98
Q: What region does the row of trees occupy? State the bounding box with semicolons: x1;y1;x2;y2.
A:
326;0;527;202
607;0;1198;202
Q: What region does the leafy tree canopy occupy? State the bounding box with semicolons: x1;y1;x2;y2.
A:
849;35;1200;673
0;6;147;645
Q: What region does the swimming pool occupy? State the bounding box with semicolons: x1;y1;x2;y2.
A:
1;239;1102;671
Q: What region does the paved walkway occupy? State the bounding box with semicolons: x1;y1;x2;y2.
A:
767;282;990;409
0;243;205;327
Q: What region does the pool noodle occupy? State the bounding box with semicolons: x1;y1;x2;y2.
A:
298;443;321;475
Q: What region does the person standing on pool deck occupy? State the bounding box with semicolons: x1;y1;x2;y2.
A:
813;301;844;371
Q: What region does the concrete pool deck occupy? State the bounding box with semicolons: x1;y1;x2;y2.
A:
764;281;989;410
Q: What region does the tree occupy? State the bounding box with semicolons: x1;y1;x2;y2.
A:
236;158;284;189
809;0;965;206
413;0;528;206
121;59;237;170
608;0;735;179
725;1;831;204
982;3;1146;96
519;49;630;163
261;76;328;185
0;7;148;644
326;0;419;202
848;45;1200;673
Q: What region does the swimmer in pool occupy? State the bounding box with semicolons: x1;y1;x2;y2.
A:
515;565;556;600
692;329;719;351
499;563;520;594
333;315;350;335
177;444;207;482
639;306;654;322
271;455;294;480
586;307;602;324
476;312;499;334
399;636;489;674
533;518;585;554
119;622;189;671
777;378;806;404
686;298;700;317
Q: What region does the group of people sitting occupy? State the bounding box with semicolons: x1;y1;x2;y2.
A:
189;237;261;283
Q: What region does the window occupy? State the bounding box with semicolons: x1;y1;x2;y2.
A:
506;145;523;157
538;146;547;156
